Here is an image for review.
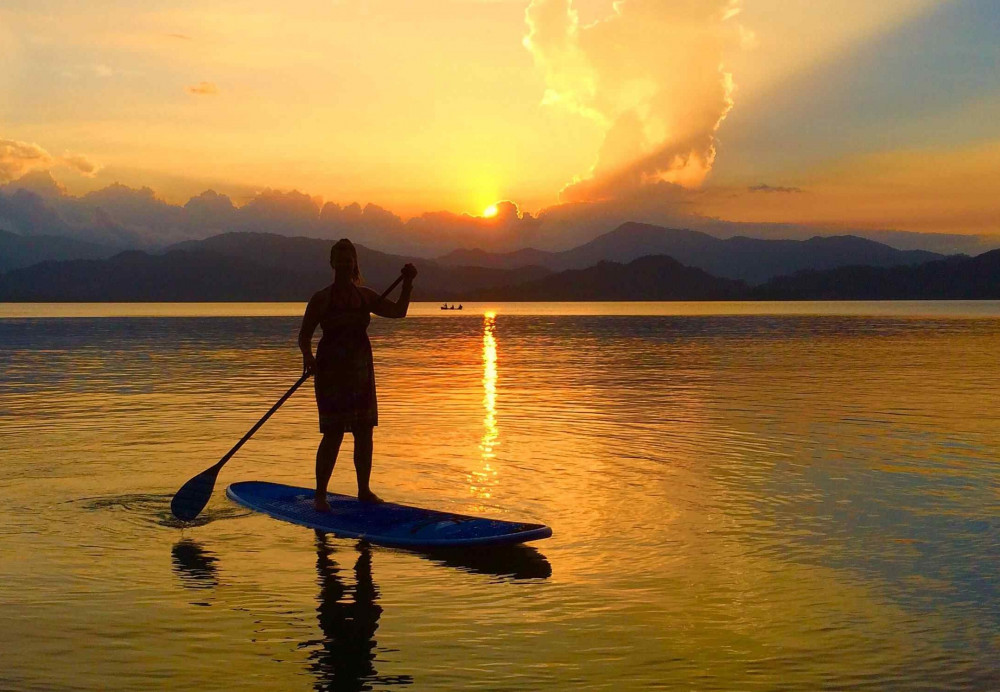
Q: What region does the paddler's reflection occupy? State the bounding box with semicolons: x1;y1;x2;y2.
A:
168;534;547;691
171;538;220;590
309;531;412;691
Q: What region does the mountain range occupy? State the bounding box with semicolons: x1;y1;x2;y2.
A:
468;252;1000;301
0;218;946;286
1;223;997;301
0;228;113;273
439;222;943;284
470;256;745;301
752;251;1000;300
0;234;546;302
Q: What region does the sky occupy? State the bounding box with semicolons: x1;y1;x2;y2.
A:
1;0;998;236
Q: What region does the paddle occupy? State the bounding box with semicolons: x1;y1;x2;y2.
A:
170;273;406;521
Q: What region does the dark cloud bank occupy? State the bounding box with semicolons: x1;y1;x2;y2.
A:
0;171;996;259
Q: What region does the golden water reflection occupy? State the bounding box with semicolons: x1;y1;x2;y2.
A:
469;312;499;500
5;308;1000;690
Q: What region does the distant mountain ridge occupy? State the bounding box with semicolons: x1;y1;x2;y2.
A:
0;235;551;302
0;250;308;302
471;255;746;301
751;250;1000;300
1;232;995;301
1;226;994;302
438;222;944;284
0;228;115;273
467;252;1000;301
436;246;559;272
164;232;552;296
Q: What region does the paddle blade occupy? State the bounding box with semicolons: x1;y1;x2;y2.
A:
170;465;222;521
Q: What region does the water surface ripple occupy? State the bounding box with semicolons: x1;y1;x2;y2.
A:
1;302;998;690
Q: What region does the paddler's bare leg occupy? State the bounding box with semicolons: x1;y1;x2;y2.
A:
315;429;344;512
353;426;383;503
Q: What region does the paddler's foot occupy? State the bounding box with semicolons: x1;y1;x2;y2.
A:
314;493;332;513
358;490;384;504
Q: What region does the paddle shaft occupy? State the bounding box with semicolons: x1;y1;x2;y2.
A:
211;273;406;471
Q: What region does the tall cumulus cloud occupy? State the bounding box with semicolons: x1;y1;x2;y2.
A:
524;0;746;202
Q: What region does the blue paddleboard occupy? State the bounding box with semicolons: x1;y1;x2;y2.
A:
226;481;553;548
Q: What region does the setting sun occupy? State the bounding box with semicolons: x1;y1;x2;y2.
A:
483;204;499;218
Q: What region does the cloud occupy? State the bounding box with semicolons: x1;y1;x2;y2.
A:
489;200;524;222
235;188;323;235
0;139;54;183
748;184;803;193
186;81;218;95
61;152;101;177
524;0;745;202
2;138;102;183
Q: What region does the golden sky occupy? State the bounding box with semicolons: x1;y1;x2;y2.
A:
2;0;998;234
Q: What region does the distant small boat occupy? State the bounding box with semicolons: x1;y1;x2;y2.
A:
440;304;464;310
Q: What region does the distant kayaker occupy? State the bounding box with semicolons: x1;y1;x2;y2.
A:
298;238;417;511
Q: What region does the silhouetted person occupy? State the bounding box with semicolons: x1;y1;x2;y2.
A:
299;239;416;510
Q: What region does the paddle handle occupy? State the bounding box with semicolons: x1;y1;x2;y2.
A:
378;274;405;301
213;272;407;471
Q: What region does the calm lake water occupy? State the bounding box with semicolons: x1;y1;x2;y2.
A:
2;301;999;691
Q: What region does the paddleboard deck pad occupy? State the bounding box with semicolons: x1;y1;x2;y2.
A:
226;481;552;548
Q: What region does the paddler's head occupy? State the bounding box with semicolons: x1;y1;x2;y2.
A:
330;238;361;285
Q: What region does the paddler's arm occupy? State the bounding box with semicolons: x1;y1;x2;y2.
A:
368;264;417;319
298;292;322;374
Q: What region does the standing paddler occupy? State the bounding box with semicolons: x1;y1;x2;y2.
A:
298;238;417;511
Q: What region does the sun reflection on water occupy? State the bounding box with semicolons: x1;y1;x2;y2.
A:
469;312;500;500
3;308;1000;689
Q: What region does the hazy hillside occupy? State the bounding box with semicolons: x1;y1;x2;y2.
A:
3;230;995;302
696;220;1000;256
437;222;944;283
436;246;560;270
0;235;551;301
165;232;552;295
752;250;1000;300
0;251;317;302
471;255;746;301
470;250;999;301
0;228;115;272
165;232;418;289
